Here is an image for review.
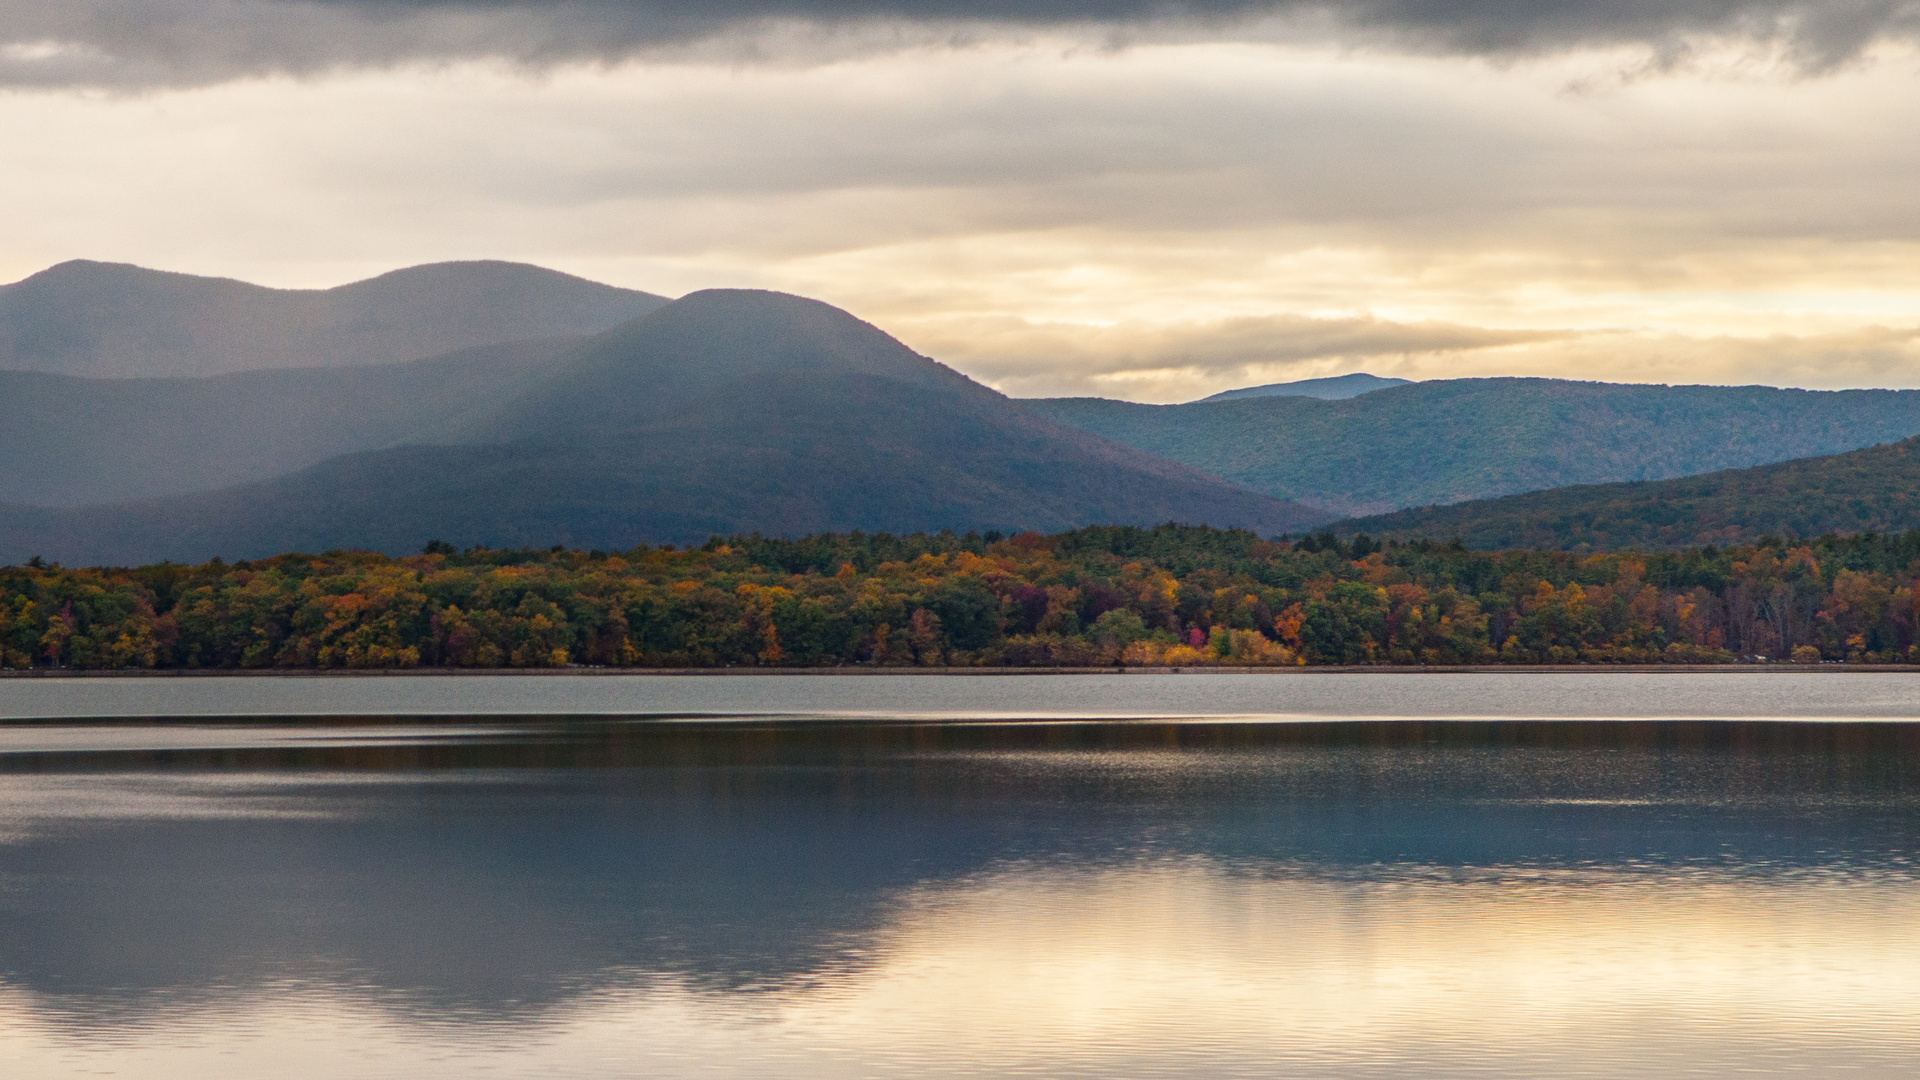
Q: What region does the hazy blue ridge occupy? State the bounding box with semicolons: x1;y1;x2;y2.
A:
0;337;580;507
1196;372;1410;402
0;290;1325;565
1027;378;1920;518
1332;436;1920;550
0;259;667;378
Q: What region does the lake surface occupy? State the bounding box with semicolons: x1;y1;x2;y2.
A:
6;669;1920;720
2;675;1918;1078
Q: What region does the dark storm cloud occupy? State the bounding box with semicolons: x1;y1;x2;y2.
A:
3;0;1918;88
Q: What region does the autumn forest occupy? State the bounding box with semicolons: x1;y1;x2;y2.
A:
5;525;1920;671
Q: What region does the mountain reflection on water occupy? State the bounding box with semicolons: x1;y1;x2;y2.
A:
2;718;1918;1079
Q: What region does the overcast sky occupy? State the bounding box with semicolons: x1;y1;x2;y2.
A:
5;0;1920;400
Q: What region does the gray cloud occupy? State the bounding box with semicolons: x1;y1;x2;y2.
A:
4;0;1919;88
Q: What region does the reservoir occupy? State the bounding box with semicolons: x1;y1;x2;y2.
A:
1;673;1917;1078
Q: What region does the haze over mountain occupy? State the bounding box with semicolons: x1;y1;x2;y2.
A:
0;260;668;378
0;290;1322;565
1337;437;1920;551
1196;373;1410;403
0;337;578;507
1030;378;1920;518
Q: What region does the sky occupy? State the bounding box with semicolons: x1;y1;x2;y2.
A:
4;1;1920;401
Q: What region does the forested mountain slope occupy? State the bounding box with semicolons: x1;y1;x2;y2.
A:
0;260;667;378
1336;437;1920;550
0;290;1323;565
1029;378;1920;517
0;338;578;506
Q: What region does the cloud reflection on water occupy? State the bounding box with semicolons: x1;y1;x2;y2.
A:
0;718;1915;1077
5;860;1919;1078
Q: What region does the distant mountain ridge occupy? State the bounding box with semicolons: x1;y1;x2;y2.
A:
15;255;1920;564
1196;372;1410;402
0;290;1323;565
0;259;668;378
1335;436;1920;550
1029;378;1920;518
0;337;577;507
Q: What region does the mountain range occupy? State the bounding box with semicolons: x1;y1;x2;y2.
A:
5;258;1919;564
0;259;665;378
1028;379;1920;518
0;287;1318;565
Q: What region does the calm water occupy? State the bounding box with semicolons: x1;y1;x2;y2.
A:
2;675;1919;1078
5;669;1920;720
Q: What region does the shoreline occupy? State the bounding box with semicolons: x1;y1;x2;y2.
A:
4;664;1920;678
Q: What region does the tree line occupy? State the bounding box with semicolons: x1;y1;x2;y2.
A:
5;525;1920;670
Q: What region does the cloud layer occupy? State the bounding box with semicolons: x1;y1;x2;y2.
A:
911;318;1920;401
905;314;1572;400
5;0;1920;87
4;10;1920;400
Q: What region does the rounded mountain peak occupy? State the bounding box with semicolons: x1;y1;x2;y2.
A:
475;288;973;442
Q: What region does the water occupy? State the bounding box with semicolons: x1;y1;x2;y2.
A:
1;675;1918;1078
5;669;1920;720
